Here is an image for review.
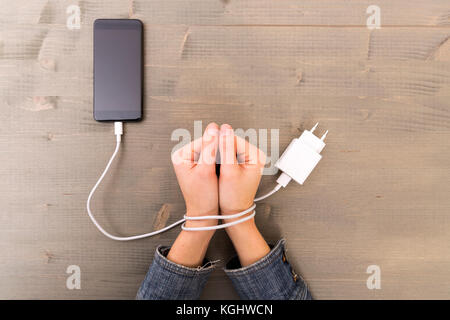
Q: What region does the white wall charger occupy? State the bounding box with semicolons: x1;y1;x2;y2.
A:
275;123;328;187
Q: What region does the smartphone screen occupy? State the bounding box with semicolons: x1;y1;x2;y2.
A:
94;19;142;121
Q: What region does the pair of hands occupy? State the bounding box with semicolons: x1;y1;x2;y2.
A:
171;122;266;227
168;123;270;268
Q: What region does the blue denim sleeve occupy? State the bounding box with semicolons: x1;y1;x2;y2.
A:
224;239;312;300
136;246;214;300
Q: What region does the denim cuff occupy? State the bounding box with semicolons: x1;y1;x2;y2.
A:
136;246;215;300
224;239;312;300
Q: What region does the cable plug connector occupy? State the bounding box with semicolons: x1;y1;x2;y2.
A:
114;122;123;142
275;123;328;187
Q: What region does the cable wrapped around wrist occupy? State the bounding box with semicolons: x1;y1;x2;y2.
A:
181;204;256;231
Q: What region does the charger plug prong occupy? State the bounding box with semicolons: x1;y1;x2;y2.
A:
311;122;319;133
321;130;328;141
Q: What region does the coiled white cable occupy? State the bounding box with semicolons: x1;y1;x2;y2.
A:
86;122;281;241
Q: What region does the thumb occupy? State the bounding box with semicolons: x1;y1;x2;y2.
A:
198;122;219;168
219;124;238;171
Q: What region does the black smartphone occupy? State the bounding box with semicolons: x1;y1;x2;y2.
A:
93;19;143;121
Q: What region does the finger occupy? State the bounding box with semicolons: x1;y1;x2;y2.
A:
235;135;266;167
198;122;219;168
171;136;202;167
219;124;238;169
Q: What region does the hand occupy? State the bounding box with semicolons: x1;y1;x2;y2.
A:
218;124;270;267
167;122;219;267
171;122;220;228
218;124;266;216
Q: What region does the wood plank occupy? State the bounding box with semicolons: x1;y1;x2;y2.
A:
6;0;448;27
132;0;450;26
2;26;450;97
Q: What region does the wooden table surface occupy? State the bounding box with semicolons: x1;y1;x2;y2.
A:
1;0;450;299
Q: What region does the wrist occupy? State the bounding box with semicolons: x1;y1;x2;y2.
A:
179;227;215;243
224;214;256;237
185;209;219;229
167;227;215;268
184;219;218;231
224;218;270;267
220;201;255;229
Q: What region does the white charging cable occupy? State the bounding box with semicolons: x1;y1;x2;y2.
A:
86;122;328;241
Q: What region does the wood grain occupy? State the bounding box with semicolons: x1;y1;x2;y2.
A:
0;0;449;299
